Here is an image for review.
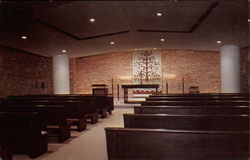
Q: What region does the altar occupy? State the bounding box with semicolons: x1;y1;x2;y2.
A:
121;84;159;103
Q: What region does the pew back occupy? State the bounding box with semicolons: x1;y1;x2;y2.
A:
134;106;250;115
105;127;249;160
123;114;249;131
141;100;249;106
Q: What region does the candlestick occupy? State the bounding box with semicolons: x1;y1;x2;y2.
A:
111;78;114;96
166;82;168;94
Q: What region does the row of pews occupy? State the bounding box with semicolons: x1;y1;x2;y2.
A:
105;93;249;160
0;94;114;160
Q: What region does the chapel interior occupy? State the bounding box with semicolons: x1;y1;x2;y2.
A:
0;1;249;160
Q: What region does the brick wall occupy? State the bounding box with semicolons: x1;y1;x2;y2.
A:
70;51;133;96
0;46;53;97
240;46;249;92
70;49;223;96
161;49;220;93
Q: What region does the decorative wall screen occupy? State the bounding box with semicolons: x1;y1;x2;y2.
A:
132;50;162;94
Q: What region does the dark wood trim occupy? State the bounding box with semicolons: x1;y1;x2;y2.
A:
137;2;219;34
189;2;219;33
37;20;80;40
79;31;129;40
37;20;129;41
137;29;189;33
0;44;50;58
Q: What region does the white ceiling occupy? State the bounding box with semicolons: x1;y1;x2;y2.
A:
0;1;249;58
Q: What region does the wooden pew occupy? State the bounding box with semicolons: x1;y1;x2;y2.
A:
105;127;249;160
141;100;249;106
149;93;249;97
123;114;249;131
146;96;249;101
134;106;250;115
71;94;114;117
0;146;12;160
1;99;87;132
27;94;114;115
18;94;114;119
0;105;71;143
0;112;48;159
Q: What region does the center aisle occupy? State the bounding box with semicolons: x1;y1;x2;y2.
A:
14;108;134;160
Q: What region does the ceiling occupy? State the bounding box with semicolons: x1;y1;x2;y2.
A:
0;1;249;58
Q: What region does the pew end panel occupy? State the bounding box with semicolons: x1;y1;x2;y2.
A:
0;112;48;159
0;145;12;160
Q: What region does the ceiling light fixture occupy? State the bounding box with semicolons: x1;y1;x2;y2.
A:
110;41;115;45
157;13;162;16
153;47;157;49
90;18;95;23
62;49;67;53
160;39;165;42
21;36;27;40
217;41;222;44
248;19;250;22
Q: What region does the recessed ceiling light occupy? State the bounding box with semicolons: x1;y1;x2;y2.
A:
248;19;250;22
153;47;157;49
90;18;95;23
157;13;162;16
21;36;27;39
160;39;165;42
62;49;67;53
110;41;115;45
217;41;222;44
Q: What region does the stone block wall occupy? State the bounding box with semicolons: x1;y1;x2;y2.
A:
0;46;53;97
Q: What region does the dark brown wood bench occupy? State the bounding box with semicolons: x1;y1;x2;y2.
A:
146;96;249;101
0;112;48;159
28;94;114;114
105;127;249;160
1;99;87;132
0;105;71;143
123;114;249;131
141;100;249;106
0;145;12;160
134;106;250;115
149;93;249;97
19;94;114;120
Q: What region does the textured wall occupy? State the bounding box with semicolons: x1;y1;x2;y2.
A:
0;46;53;97
240;46;249;92
161;49;220;93
70;49;224;96
70;51;133;96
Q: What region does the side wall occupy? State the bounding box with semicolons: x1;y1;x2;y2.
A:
0;46;53;97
